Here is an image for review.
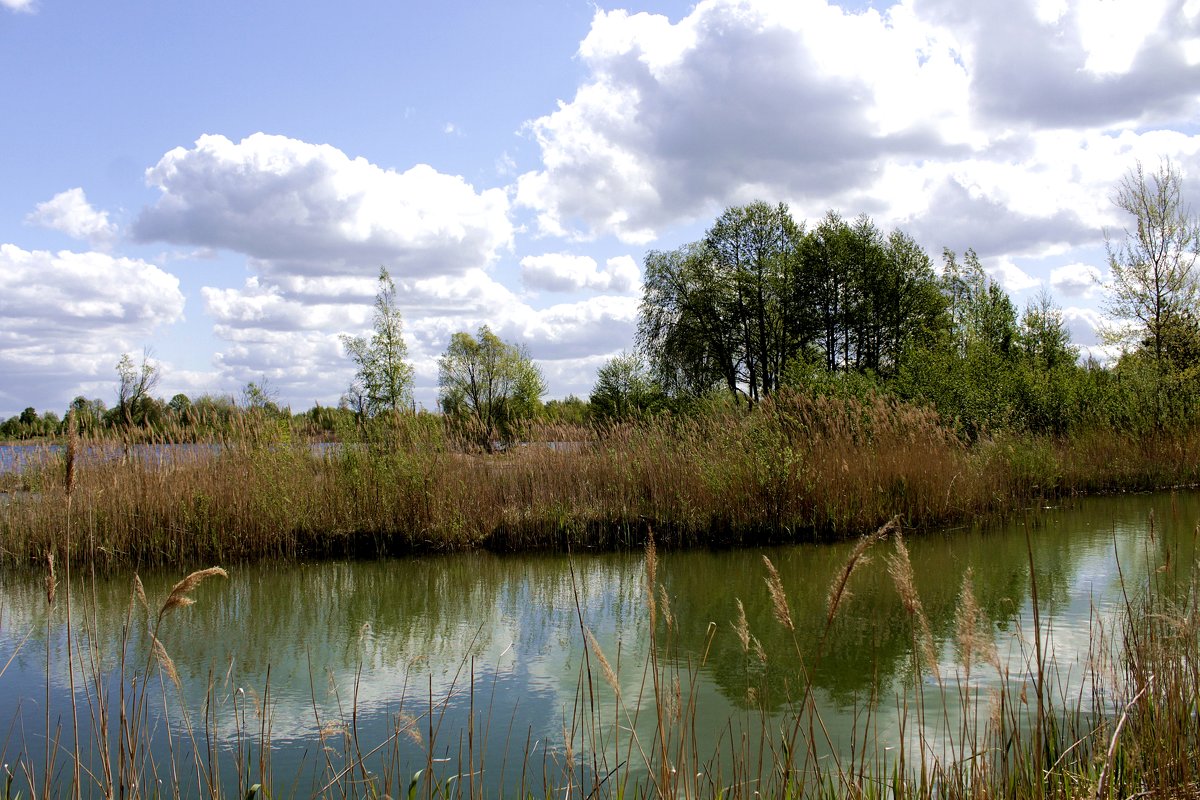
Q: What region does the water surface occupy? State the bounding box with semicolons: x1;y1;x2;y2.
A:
0;491;1190;795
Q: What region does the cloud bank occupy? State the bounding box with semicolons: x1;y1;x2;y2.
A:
0;244;184;410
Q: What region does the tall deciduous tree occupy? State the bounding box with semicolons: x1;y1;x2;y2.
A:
70;396;108;433
1105;160;1200;364
116;350;160;427
341;267;414;416
705;201;806;404
639;242;742;400
639;202;947;406
1104;159;1200;427
438;326;545;450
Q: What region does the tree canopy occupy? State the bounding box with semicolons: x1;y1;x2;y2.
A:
438;325;546;450
116;350;161;428
341;267;414;417
638;203;948;408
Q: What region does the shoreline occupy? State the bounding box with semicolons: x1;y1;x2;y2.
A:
4;392;1200;570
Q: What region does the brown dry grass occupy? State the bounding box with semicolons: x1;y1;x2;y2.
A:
5;389;1200;569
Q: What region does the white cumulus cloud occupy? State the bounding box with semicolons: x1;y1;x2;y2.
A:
127;132;532;404
516;0;973;242
514;0;1200;266
987;257;1042;293
0;244;184;414
26;188;118;248
1050;262;1104;298
1061;305;1109;349
520;253;640;293
134;133;513;280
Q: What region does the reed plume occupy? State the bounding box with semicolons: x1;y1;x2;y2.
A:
645;532;658;624
396;712;423;747
64;411;78;497
954;567;999;677
586;630;620;696
132;573;148;612
159;567;229;617
733;598;751;652
888;532;940;681
825;516;897;633
657;584;674;631
762;555;794;632
44;551;56;607
151;635;181;692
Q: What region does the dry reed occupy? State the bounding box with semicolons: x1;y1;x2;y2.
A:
762;555;794;632
888;531;941;682
6;390;1200;569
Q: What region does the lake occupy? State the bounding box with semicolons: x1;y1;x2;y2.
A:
0;490;1187;796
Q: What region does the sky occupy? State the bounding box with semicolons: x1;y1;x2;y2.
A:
2;0;1199;419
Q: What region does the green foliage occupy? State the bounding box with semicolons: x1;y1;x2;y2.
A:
638;203;948;408
541;394;590;426
438;325;546;450
1;408;56;439
340;266;414;417
589;352;667;423
167;393;191;416
115;350;160;428
1104;159;1200;361
1103;159;1200;429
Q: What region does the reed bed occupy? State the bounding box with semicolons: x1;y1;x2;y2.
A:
1;513;1197;798
5;390;1200;568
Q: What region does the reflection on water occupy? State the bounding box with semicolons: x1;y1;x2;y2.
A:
0;491;1192;795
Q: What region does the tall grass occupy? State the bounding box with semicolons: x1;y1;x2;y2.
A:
6;389;1200;568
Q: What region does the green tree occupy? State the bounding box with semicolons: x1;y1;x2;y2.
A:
589;352;666;423
807;219;947;376
541;395;590;426
341;267;414;416
116;350;160;427
190;394;238;431
940;248;1018;357
1019;289;1077;372
639;242;743;402
241;378;281;414
1013;290;1081;434
1103;160;1200;427
40;410;62;436
438;326;546;451
167;393;192;419
1104;160;1200;362
639;203;947;405
893;249;1022;438
69;396;107;433
705;201;807;404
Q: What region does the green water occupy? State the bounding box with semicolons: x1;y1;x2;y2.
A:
0;491;1192;796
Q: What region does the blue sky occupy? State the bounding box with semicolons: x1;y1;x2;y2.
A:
2;0;1199;418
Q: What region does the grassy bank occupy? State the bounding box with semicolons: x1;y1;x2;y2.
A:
0;515;1196;798
4;389;1200;568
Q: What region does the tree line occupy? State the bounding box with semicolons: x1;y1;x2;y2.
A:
5;160;1196;445
600;159;1200;436
2;267;550;450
